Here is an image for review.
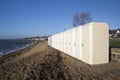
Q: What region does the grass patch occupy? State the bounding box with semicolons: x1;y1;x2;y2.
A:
109;38;120;47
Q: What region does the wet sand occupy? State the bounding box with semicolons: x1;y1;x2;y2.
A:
0;41;119;80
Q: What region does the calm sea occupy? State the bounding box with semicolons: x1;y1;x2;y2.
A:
0;39;34;57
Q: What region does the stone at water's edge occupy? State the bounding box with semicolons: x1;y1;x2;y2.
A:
48;22;109;65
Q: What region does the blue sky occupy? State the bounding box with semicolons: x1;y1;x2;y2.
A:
0;0;120;39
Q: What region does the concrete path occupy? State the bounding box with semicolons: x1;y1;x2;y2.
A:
94;61;120;80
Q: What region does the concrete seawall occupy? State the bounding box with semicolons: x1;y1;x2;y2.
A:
48;22;109;65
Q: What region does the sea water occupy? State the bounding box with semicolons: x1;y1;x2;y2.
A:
0;39;34;57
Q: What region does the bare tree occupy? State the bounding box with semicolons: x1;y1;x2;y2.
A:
73;12;92;27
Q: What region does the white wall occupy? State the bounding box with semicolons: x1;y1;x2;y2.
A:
48;22;109;65
81;24;90;64
91;23;109;64
74;26;82;60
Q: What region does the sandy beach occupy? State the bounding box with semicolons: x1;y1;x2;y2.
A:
0;40;119;80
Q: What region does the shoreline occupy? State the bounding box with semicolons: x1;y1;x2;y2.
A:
0;39;38;57
0;44;31;57
0;41;39;65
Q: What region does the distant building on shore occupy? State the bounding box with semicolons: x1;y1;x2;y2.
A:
109;29;120;38
25;36;48;41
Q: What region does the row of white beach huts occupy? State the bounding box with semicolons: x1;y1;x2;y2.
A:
48;22;109;65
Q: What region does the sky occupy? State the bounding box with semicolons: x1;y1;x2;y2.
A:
0;0;120;39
